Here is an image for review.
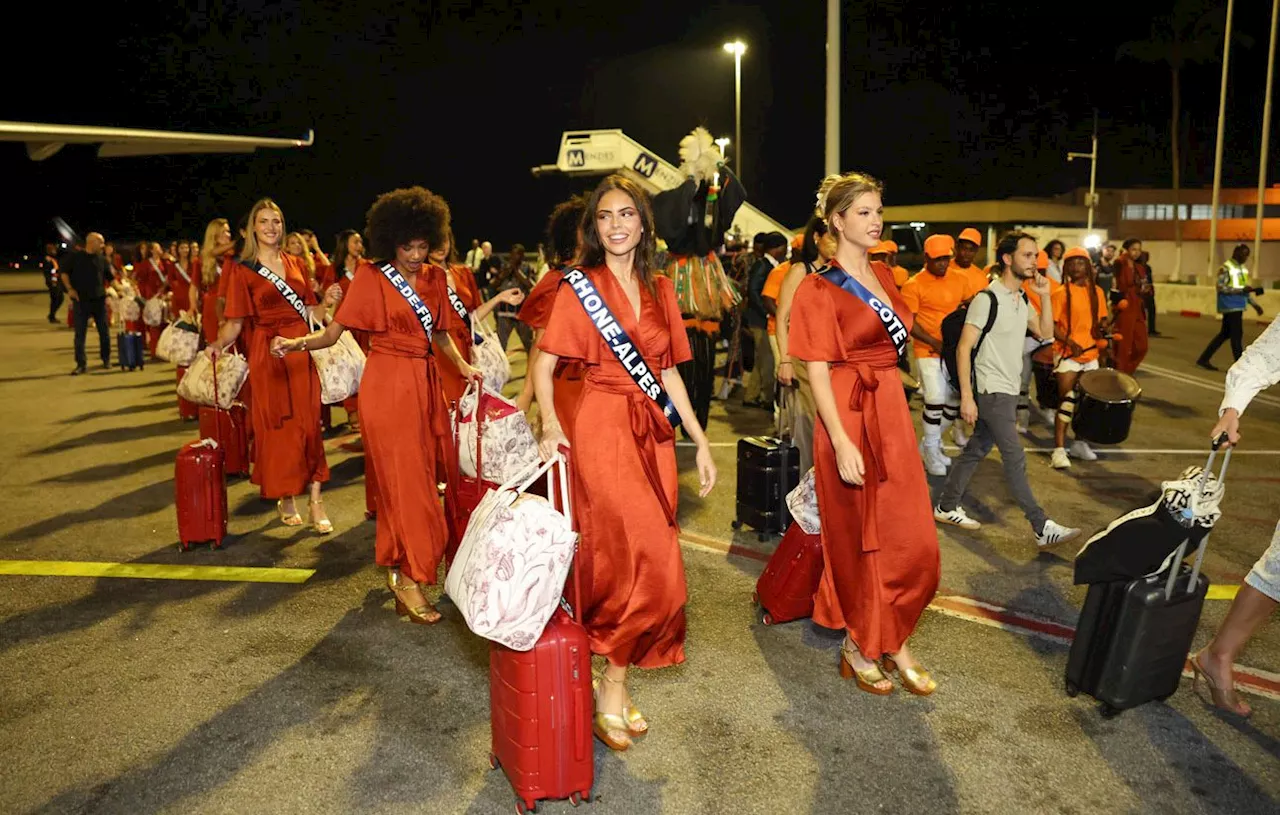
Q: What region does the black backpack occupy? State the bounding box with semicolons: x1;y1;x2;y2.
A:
941;288;1023;389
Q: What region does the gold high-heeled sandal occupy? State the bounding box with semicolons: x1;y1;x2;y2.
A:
881;655;937;696
592;674;633;751
593;674;647;736
1190;651;1251;717
309;498;333;534
839;643;894;695
277;499;303;527
386;570;442;625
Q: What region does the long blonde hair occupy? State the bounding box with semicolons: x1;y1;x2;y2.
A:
200;219;228;287
284;231;315;280
241;198;286;265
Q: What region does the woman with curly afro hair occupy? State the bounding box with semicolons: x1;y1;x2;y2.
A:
210;199;339;532
272;187;481;625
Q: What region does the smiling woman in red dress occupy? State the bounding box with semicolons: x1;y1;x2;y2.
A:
207;199;337;532
788;172;941;696
273;188;482;625
535;175;717;752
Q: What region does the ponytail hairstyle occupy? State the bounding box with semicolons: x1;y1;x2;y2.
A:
333;229;362;273
819;172;885;241
241;198;286;265
578;174;658;297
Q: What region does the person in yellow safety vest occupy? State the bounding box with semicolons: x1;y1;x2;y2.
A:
1196;244;1265;371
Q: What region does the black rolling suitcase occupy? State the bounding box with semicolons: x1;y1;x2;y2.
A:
732;391;799;541
1065;444;1230;717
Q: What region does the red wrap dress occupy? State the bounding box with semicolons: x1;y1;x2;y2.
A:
336;262;458;584
168;262;195;317
223;254;329;498
788;262;940;658
134;259;168;354
519;268;586;438
335;265;365;421
539;267;692;668
435;263;482;405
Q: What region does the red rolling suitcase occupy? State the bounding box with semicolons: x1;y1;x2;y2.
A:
754;522;824;625
489;455;593;813
175;438;227;551
176;366;199;421
198;402;251;477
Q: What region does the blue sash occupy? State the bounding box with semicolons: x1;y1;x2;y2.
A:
819;265;910;358
562;268;681;430
240;258;308;324
377;262;435;342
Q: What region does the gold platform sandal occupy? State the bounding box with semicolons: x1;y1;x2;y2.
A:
386;569;442;625
839;642;894;695
592;674;634;751
881;655;937;696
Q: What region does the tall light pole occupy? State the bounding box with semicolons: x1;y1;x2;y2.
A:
1253;0;1278;269
723;40;746;181
826;0;840;177
1207;0;1236;280
1067;111;1100;233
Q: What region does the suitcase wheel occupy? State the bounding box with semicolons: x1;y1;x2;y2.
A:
488;752;499;770
1099;703;1120;719
1064;679;1079;698
365;510;377;521
515;801;536;814
731;520;742;530
761;611;775;626
569;792;582;807
178;541;190;552
211;539;223;551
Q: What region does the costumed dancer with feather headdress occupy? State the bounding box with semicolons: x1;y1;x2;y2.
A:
651;127;746;430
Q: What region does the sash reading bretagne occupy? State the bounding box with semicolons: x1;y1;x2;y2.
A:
819;265;910;358
378;262;435;342
241;258;308;324
562;268;681;430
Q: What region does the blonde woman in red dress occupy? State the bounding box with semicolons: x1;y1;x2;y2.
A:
788;172;941;696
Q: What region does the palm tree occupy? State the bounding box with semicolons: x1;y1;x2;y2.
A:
1119;0;1244;281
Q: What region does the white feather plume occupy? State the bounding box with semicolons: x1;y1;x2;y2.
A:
677;127;721;184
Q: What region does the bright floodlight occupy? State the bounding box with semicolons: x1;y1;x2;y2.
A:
723;41;747;55
714;137;731;151
1083;233;1103;249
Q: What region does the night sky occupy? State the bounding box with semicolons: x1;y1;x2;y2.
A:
4;0;1276;256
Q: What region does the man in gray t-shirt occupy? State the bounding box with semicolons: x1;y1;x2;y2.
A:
933;231;1081;549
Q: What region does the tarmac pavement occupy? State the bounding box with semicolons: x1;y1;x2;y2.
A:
0;275;1277;814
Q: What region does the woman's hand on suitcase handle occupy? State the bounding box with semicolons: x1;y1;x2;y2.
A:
695;442;717;497
1210;410;1239;449
776;360;794;386
539;423;569;462
833;435;865;486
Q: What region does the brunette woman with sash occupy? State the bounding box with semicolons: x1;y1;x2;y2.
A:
534;175;717;751
135;242;170;358
325;229;366;443
273;187;481;625
516;194;588;420
429;230;523;404
209;199;336;532
788;172;941;696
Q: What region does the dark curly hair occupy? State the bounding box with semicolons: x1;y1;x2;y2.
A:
546;193;589;267
363;186;451;261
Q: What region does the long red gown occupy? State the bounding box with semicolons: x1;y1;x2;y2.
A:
519;268;586;438
135;259;168;354
539;267;692;668
223;254;329;498
434;263;481;405
336;262;458;584
167;261;195;316
788;263;940;658
1111;257;1150;374
335;265;365;420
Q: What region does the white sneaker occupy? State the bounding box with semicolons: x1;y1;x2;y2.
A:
1070;440;1098;461
1036;519;1081;549
934;504;981;530
1050;447;1071;469
919;440;948;476
952;424;969;448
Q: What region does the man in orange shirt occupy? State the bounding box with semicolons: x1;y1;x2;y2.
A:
901;234;970;474
870;240;911;289
950;227;989;298
1050;248;1110;469
761;236;800;413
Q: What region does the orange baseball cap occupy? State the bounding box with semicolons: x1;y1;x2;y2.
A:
1036;250;1050;270
879;240;899;253
1063;247;1091;262
791;234;804;250
924;234;955;259
958;227;982;246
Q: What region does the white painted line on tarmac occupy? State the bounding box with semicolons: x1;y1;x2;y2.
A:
1139;362;1280;410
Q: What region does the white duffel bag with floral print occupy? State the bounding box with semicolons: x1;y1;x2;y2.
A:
308;320;366;404
786;467;821;534
453;382;539;484
177;348;249;408
471;321;511;394
143;295;167;327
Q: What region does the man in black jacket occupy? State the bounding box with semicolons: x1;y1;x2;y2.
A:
59;232;116;374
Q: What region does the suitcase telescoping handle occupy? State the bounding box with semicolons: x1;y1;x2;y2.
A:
1163;436;1234;601
548;448;582;621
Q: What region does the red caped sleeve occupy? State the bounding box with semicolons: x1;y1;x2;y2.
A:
538;279;600;363
788;276;844;363
519;270;564;328
657;276;692;368
222;264;255;320
334;265;387;333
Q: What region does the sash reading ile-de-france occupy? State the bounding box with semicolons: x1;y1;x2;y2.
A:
378;262;435;342
241;258;308;324
819;265;910;358
562;268;681;430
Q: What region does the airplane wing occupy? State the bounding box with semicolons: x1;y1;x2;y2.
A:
0;121;314;161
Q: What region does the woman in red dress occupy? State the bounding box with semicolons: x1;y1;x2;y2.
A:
197;219;236;346
134;242;170;358
1111;238;1150;374
323;229;367;446
272;187;481;624
788;172;941;696
168;239;196;318
516;195;589;423
535;175;717;751
208;199;337;532
430;230;524;404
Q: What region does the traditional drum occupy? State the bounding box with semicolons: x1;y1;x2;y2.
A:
1072;369;1141;444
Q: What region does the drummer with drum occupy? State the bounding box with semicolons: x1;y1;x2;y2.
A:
1050;248;1112;469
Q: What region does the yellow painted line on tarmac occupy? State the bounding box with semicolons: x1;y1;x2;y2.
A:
0;560;314;584
1207;584;1239;601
